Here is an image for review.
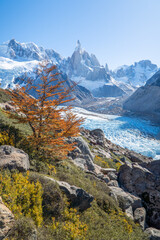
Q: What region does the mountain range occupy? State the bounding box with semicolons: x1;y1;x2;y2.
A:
0;39;159;106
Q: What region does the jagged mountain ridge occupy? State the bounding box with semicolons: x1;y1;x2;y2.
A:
111;60;158;87
0;39;62;63
0;39;95;105
59;40;126;97
0;39;159;101
0;39;127;98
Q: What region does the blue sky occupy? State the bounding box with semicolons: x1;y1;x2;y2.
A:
0;0;160;69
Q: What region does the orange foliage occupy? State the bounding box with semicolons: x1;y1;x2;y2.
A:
8;64;83;158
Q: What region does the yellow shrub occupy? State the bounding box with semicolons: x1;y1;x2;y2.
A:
0;171;43;226
94;155;110;168
52;207;88;240
0;131;14;146
109;209;133;234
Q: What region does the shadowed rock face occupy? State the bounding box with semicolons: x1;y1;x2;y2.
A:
43;176;94;212
123;70;160;123
93;84;125;97
118;161;160;229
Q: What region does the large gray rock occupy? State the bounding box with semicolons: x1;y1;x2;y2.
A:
45;176;94;211
90;129;105;146
68;137;95;171
0;145;30;171
0;197;14;240
145;227;160;240
134;207;146;230
109;186;142;219
118;161;160;229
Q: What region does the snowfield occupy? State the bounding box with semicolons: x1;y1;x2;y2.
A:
73;107;160;160
0;57;40;88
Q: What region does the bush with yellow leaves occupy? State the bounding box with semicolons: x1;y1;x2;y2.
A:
0;131;14;146
51;206;88;240
0;171;43;226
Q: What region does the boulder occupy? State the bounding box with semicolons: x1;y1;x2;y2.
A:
90;129;105;146
118;161;160;229
0;145;30;171
0;197;14;240
125;151;152;163
68;137;95;171
145;227;160;240
108;180;119;187
134;207;146;230
107;171;117;181
109;186;142;219
45;176;94;211
103;175;110;183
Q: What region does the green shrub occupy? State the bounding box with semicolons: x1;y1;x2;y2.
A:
7;216;36;240
81;201;149;240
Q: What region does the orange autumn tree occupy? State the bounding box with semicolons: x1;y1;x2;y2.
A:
8;64;83;159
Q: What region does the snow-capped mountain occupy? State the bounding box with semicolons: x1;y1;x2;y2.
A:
0;39;94;105
0;39;126;98
0;39;159;101
111;60;158;88
0;56;39;88
0;39;62;63
60;40;125;97
0;39;63;88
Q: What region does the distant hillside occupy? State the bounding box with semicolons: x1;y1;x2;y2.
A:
123;70;160;123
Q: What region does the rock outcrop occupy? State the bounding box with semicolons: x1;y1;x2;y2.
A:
145;227;160;240
69;128;159;233
68;136;95;171
81;128;152;164
43;176;94;211
118;161;160;229
134;207;146;230
0;145;30;171
0;197;14;240
109;186;142;219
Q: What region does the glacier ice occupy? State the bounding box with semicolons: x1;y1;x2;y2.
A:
73;107;160;160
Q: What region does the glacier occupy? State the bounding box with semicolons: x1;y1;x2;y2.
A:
73;107;160;160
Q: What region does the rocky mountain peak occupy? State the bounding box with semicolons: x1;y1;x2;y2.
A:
75;40;82;52
135;60;157;70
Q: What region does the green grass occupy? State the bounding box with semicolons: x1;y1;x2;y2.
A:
0;109;32;136
0;88;11;103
